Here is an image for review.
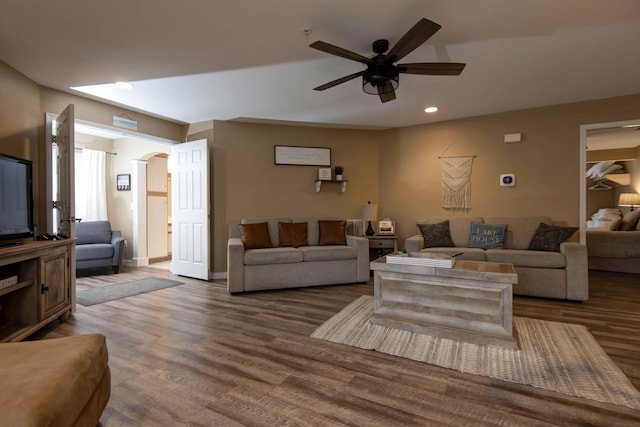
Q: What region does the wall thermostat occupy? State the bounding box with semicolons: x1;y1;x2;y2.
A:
500;174;516;187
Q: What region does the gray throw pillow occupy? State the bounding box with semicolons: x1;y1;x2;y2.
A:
418;221;454;248
619;209;640;231
528;223;578;252
468;223;507;249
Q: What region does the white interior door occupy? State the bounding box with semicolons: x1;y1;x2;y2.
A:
45;105;76;308
170;139;210;279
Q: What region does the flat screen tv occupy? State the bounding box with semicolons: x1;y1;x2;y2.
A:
0;153;34;244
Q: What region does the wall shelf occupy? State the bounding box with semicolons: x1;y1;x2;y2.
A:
605;173;631;186
315;180;347;193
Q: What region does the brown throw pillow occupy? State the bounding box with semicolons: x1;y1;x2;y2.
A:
279;222;307;248
417;221;454;248
528;222;578;252
619;209;640;231
238;222;272;249
318;220;347;246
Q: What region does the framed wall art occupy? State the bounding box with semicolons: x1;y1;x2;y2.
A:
117;174;131;191
274;145;331;166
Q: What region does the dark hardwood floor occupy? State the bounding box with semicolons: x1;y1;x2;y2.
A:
31;266;640;426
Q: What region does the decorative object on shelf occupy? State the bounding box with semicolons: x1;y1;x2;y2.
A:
334;165;344;180
377;219;395;235
318;168;332;180
274;145;331;166
116;174;130;191
440;156;475;210
362;201;377;236
619;193;640;211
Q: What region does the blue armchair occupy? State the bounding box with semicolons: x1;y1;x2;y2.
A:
75;221;125;273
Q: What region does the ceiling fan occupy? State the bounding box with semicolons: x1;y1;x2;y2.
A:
310;18;466;103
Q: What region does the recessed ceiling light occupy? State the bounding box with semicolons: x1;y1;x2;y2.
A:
115;81;134;90
424;106;438;113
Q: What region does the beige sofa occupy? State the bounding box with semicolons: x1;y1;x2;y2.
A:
405;216;588;301
227;217;369;293
585;208;640;274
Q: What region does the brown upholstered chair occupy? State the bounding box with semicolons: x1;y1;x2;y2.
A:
0;334;110;427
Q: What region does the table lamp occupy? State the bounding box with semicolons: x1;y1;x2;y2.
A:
361;201;378;236
619;192;640;211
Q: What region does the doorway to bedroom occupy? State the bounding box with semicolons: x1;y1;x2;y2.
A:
581;119;640;242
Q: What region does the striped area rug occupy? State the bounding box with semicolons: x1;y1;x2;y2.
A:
312;296;640;410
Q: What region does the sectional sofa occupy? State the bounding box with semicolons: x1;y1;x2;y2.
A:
227;217;369;293
405;216;588;301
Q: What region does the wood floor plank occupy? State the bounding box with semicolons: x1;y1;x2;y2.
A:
28;266;640;425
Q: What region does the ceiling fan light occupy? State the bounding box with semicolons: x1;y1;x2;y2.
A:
362;75;399;95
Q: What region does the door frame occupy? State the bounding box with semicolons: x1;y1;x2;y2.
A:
579;118;640;244
46;114;178;267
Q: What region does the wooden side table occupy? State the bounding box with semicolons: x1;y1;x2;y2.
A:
366;235;398;262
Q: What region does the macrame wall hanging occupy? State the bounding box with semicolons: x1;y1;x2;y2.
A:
440;156;475;210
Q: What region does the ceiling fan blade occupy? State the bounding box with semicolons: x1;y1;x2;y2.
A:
387;18;442;62
313;71;364;91
398;62;466;75
378;83;396;103
309;41;370;64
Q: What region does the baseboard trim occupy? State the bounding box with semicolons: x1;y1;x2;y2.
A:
211;271;227;280
126;257;149;267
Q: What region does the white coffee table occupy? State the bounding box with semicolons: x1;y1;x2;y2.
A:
370;255;519;349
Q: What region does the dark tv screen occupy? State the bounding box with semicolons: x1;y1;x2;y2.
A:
0;153;34;241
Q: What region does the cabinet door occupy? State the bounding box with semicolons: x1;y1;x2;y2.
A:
39;247;69;320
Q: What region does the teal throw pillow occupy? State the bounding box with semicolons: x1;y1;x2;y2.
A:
468;223;507;249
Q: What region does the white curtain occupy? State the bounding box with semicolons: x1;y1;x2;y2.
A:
75;148;107;221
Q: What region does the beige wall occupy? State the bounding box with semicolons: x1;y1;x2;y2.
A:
4;58;640;275
378;94;640;248
0;61;44;232
40;87;188;143
210;120;380;272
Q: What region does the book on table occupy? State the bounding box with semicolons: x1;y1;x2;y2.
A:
386;252;455;268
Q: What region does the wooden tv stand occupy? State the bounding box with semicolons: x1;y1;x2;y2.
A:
0;239;75;342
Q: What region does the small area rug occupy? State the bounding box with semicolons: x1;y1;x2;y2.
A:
312;296;640;410
77;277;183;306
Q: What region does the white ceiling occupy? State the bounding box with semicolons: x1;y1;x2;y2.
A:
2;1;640;130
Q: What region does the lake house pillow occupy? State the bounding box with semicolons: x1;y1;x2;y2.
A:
468;223;507;249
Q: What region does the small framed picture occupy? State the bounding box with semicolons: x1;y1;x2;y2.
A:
117;174;131;191
377;220;395;235
318;168;332;180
